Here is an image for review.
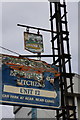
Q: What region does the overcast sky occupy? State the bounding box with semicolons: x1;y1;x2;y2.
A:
0;1;79;118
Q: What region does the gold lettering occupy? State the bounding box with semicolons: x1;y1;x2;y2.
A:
45;99;54;103
10;95;19;99
2;94;9;98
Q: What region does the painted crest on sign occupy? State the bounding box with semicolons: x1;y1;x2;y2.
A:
24;32;44;53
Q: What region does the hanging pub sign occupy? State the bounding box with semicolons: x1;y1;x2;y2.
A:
24;32;44;53
0;54;60;109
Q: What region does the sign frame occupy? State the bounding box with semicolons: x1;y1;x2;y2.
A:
24;32;44;53
0;54;61;110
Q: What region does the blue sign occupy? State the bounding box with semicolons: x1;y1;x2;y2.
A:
0;54;60;109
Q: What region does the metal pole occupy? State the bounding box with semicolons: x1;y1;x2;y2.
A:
17;23;57;33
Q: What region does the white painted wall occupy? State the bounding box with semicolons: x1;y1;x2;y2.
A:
73;74;80;94
15;107;56;118
15;107;32;118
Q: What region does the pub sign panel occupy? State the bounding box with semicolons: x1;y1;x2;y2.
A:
0;54;60;109
24;32;44;53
